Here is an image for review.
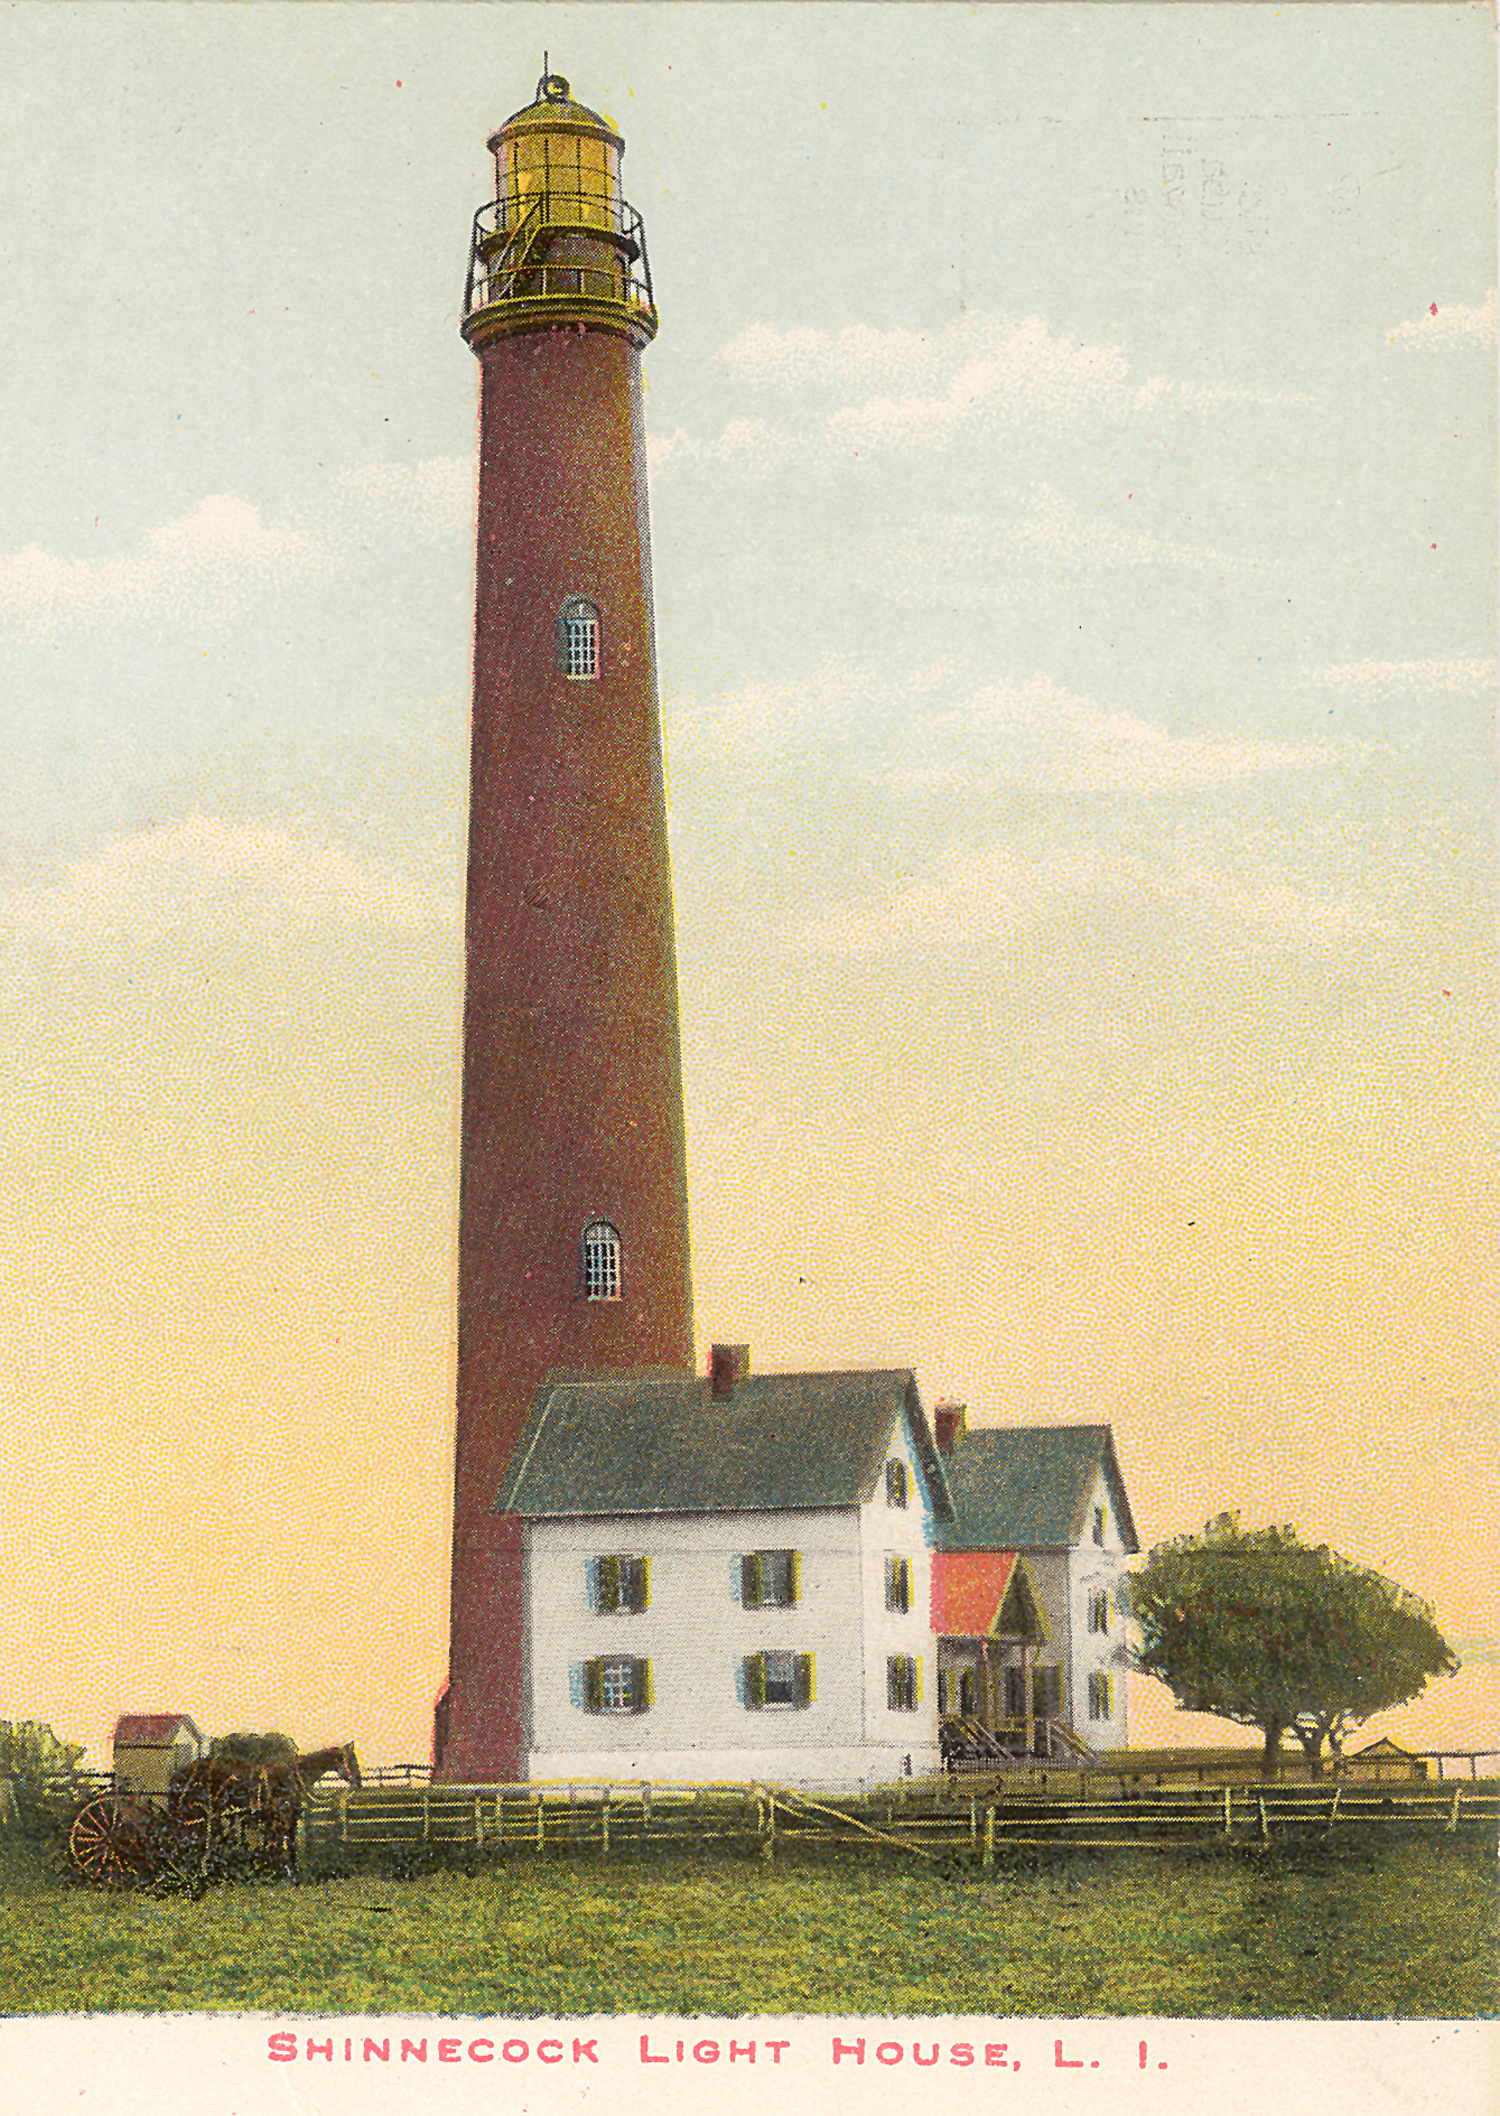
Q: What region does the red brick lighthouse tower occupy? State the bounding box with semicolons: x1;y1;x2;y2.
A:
436;71;694;1783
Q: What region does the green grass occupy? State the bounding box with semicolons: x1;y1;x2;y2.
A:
0;1836;1493;2018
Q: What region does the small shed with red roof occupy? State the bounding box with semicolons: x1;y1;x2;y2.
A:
112;1714;204;1799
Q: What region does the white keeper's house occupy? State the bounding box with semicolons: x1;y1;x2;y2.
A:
495;1347;951;1787
491;1345;1142;1788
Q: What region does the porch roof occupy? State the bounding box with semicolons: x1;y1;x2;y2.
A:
931;1550;1048;1643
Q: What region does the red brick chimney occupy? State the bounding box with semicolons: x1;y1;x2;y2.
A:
933;1401;968;1452
710;1344;750;1399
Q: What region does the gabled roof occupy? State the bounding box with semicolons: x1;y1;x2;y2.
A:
498;1369;953;1520
936;1423;1139;1553
113;1714;202;1747
931;1550;1048;1644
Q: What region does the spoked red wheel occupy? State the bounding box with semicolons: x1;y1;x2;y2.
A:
68;1796;157;1886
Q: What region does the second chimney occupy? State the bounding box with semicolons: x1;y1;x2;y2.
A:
709;1344;751;1399
933;1401;968;1452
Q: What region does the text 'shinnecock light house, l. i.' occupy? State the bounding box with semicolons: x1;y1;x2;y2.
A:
435;72;694;1783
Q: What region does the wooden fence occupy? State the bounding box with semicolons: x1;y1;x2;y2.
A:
299;1775;1499;1865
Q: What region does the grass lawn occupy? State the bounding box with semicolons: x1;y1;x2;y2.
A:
0;1837;1493;2018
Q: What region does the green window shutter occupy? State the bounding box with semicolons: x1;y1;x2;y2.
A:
886;1656;898;1711
786;1550;801;1606
746;1653;767;1710
632;1556;651;1611
741;1553;763;1608
900;1558;911;1612
796;1653;815;1708
633;1658;654;1713
914;1655;924;1705
596;1555;620;1611
585;1658;604;1712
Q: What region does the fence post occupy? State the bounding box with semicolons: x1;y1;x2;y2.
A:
970;1800;977;1846
1446;1789;1461;1833
422;1786;430;1843
601;1796;610;1856
473;1796;483;1848
762;1792;776;1863
1222;1785;1232;1837
983;1804;995;1868
1327;1786;1341;1833
1258;1795;1269;1841
536;1795;545;1852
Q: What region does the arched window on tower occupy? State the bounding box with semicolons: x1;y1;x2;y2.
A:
559;596;600;681
582;1219;621;1301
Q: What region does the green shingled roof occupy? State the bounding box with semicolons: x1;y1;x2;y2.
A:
936;1423;1139;1553
497;1369;953;1520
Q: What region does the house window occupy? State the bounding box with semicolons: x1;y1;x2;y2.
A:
741;1549;800;1608
592;1554;650;1613
1092;1505;1106;1546
887;1654;923;1712
885;1458;908;1508
1088;1670;1114;1721
582;1220;621;1301
884;1554;912;1614
1088;1590;1110;1634
744;1650;815;1710
1032;1664;1064;1719
585;1655;652;1714
560;596;599;680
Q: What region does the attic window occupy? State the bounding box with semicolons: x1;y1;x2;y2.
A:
582;1220;621;1301
885;1459;909;1509
1092;1505;1106;1547
560;596;599;681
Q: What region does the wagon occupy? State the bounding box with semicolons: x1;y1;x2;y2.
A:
67;1742;360;1886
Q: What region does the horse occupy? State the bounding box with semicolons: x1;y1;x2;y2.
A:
169;1742;360;1877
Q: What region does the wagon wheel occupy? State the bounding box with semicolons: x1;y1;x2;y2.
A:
68;1796;157;1886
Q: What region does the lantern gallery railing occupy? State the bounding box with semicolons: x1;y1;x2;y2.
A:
463;191;655;323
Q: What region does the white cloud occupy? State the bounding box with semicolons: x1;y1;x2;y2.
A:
709;313;1311;466
948;674;1323;790
0;815;458;934
1307;657;1497;698
0;458;472;640
0;495;327;637
1389;291;1497;348
889;488;1252;599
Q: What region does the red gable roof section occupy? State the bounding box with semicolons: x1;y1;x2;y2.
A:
931;1550;1020;1636
113;1715;201;1747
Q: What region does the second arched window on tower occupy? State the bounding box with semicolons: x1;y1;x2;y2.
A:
582;1219;621;1301
559;596;600;681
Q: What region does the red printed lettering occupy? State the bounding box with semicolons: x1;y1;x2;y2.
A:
401;2039;427;2063
468;2040;494;2063
985;2044;1010;2066
914;2044;939;2066
573;2039;598;2064
1055;2040;1084;2069
950;2044;974;2067
501;2038;528;2063
538;2040;563;2064
833;2037;866;2065
729;2041;755;2063
695;2041;720;2063
641;2034;669;2064
364;2039;389;2063
267;2034;297;2063
766;2040;791;2064
306;2039;333;2061
876;2043;904;2066
438;2039;462;2063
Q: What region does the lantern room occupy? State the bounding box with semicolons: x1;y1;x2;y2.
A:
462;71;657;349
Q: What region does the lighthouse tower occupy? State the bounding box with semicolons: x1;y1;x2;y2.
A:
436;72;695;1783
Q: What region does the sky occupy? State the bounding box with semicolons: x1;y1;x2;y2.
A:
0;2;1492;1768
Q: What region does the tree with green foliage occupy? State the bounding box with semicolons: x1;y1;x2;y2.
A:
0;1719;87;1831
1129;1514;1458;1775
